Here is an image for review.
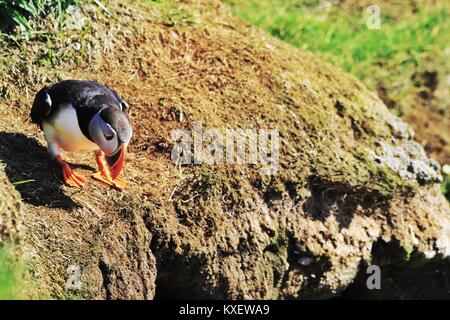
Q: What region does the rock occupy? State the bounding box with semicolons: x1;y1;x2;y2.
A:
443;164;450;176
298;256;314;266
367;140;443;184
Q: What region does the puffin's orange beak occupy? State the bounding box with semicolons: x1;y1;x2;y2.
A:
106;144;126;179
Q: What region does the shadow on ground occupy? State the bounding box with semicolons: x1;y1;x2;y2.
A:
0;131;86;210
302;177;390;230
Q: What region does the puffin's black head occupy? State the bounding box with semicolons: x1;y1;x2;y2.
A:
89;106;132;179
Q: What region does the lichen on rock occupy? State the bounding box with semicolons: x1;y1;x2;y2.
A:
367;140;442;184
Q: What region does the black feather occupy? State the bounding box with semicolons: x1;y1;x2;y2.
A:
30;88;52;129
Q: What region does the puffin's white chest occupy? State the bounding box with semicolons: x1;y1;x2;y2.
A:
43;103;98;153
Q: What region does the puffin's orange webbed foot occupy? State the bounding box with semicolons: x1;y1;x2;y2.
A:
112;177;128;190
55;155;86;188
92;151;128;190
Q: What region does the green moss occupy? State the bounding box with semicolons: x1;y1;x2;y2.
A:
0;245;24;299
442;176;450;202
145;0;198;27
264;231;288;254
194;167;220;195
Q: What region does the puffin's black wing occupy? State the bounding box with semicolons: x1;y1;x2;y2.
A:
30;87;52;128
44;80;124;110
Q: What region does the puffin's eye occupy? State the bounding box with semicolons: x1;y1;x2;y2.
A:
102;123;116;142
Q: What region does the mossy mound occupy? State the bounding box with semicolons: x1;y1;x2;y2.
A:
0;0;449;299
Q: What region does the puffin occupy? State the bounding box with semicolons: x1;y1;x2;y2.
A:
30;80;132;190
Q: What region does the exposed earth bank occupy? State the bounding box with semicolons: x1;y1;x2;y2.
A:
0;0;449;299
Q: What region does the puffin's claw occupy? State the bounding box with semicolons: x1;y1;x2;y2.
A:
55;155;86;188
112;177;128;190
92;172;128;190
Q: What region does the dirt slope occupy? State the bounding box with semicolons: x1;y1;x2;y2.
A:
0;0;449;299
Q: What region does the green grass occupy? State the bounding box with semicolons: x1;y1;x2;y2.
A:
0;245;24;300
0;0;78;37
144;0;198;27
443;177;450;202
227;0;450;111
